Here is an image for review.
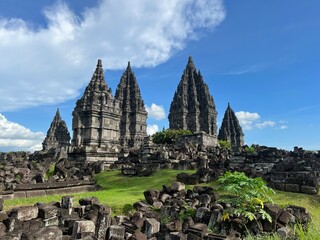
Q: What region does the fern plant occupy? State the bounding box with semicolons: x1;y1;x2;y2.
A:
215;171;275;223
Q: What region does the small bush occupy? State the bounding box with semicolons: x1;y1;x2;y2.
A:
218;140;231;150
245;145;256;153
152;129;192;144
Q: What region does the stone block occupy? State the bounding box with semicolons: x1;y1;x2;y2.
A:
0;211;8;221
188;223;208;238
21;226;62;240
43;216;59;227
13;191;27;198
26;189;47;198
0;222;6;237
171;182;185;192
11;206;39;221
0;198;3;211
79;196;99;206
61;196;74;209
72;220;95;239
144;218;160;238
143;189;160;205
38;205;59;219
278;210;295;225
107;225;125;240
301;185;318;194
284;184;300;192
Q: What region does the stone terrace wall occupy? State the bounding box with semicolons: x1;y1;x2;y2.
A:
229;146;320;194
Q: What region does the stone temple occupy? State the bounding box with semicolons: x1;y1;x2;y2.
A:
69;59;147;162
115;62;148;150
42;109;70;151
168;57;218;138
218;102;244;149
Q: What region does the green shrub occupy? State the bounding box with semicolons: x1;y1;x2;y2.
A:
179;207;196;221
152;129;192;144
215;171;275;223
218;140;231;150
245;145;256;153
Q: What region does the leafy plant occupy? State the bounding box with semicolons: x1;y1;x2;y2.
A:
215;171;275;223
244;145;256;153
218;140;231;150
179;207;196;221
152;129;192;144
44;163;55;180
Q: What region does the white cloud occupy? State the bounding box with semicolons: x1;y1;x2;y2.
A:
147;124;159;136
146;103;166;120
0;113;45;152
235;111;260;130
255;121;276;129
279;125;288;129
0;0;226;111
235;111;277;130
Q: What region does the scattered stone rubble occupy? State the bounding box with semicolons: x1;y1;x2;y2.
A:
0;150;102;199
0;181;311;239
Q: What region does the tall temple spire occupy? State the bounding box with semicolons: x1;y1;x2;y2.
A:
218;102;244;149
42;109;70;151
168;56;217;136
115;61;147;149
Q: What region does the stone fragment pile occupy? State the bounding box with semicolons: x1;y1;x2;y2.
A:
0;180;312;239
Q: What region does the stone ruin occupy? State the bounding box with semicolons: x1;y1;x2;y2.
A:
42;108;71;151
218;103;244;150
0;183;311;239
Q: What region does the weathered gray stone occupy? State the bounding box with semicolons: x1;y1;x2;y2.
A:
72;220;96;239
38;205;59;219
0;222;6;237
171;182;185;192
144;218;160;238
22;226;62;240
42;216;59;227
11;206;38;221
107;225;125;240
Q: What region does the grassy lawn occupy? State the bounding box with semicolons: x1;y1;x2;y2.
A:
4;169;320;238
4;169;195;214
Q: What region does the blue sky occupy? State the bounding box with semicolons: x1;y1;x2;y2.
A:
0;0;319;152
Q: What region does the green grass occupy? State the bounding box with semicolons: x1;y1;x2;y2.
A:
4;169;320;238
4;169;195;214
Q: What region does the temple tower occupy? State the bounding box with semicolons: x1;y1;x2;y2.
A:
218;103;244;149
71;59;121;162
115;62;148;149
168;56;218;136
42;109;70;151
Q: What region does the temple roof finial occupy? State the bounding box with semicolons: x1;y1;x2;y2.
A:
97;59;102;67
126;61;132;72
